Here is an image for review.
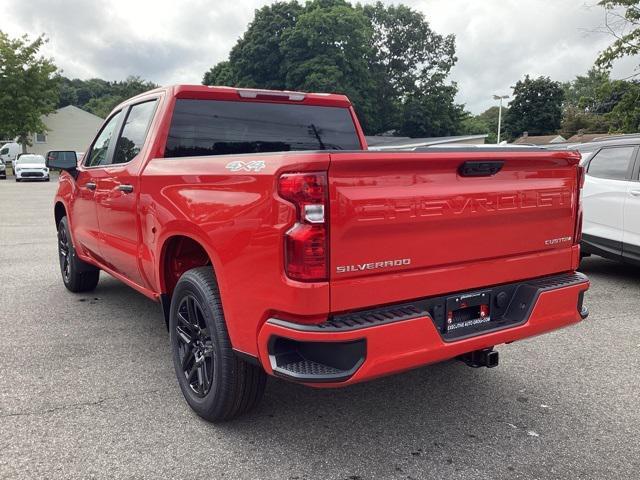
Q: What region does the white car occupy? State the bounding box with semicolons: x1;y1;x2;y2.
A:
579;137;640;265
14;154;50;182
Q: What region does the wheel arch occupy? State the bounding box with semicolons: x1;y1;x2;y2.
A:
54;201;67;229
158;233;225;330
159;234;216;297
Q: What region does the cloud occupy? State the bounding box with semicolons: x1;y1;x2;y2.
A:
2;0;638;113
412;0;639;112
3;0;259;83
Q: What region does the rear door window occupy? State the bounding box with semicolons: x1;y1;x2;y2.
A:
587;146;636;181
164;99;361;157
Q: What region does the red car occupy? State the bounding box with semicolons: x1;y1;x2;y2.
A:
47;85;589;421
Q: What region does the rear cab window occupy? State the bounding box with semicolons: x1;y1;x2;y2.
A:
164;99;361;158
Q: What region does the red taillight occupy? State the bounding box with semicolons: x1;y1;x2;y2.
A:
278;172;328;281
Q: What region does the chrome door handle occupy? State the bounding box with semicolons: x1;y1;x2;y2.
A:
631;190;640;197
116;184;134;193
85;182;96;190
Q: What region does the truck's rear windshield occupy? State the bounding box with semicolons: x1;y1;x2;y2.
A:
164;99;361;157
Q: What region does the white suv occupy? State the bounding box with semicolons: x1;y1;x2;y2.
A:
579;137;640;265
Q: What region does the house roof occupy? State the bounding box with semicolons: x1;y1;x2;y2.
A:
365;134;488;150
48;105;104;121
566;133;619;143
512;134;566;145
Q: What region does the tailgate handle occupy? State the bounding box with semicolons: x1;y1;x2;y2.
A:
459;161;504;177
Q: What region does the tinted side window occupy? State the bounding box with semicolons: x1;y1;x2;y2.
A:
113;100;157;165
0;148;8;155
85;112;122;167
587;146;636;180
164;99;361;158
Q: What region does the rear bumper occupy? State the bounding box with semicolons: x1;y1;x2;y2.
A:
257;272;589;387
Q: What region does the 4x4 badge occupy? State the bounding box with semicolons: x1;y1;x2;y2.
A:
225;160;266;172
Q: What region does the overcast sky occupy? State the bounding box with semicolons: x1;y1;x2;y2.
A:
2;0;638;113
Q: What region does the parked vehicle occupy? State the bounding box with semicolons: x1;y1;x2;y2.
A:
15;154;49;182
48;85;590;421
575;136;640;265
0;142;20;169
0;159;6;179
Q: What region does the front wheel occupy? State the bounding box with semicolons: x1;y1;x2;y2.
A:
57;216;100;292
170;267;266;421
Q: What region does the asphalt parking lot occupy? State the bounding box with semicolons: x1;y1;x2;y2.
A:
0;179;638;480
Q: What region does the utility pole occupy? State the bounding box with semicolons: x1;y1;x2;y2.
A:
492;95;509;144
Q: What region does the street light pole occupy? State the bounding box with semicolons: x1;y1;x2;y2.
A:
493;94;509;144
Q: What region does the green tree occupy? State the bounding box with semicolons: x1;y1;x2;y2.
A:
596;0;640;71
562;68;612;111
602;79;640;131
280;0;375;130
0;32;59;152
202;0;462;136
460;106;505;144
460;114;489;136
228;1;302;89
202;61;237;86
505;76;564;140
57;76;158;118
398;81;464;137
561;69;613;136
561;105;611;137
360;2;457;133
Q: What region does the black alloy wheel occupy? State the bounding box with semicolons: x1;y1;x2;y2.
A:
58;224;71;283
175;295;215;397
169;267;267;421
56;216;100;292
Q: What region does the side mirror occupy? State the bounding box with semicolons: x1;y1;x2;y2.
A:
46;151;78;172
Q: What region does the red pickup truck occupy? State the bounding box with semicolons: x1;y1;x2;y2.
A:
48;85;590;421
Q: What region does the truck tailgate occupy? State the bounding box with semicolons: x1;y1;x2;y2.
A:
328;150;582;311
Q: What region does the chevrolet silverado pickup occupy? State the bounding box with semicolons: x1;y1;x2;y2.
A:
47;85;590;421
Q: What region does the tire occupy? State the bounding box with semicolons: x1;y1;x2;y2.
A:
170;267;266;422
57;216;100;292
15;178;20;182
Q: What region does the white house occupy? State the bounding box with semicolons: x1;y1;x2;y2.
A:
30;106;104;156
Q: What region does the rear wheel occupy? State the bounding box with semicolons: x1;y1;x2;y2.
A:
57;216;100;292
170;267;266;421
